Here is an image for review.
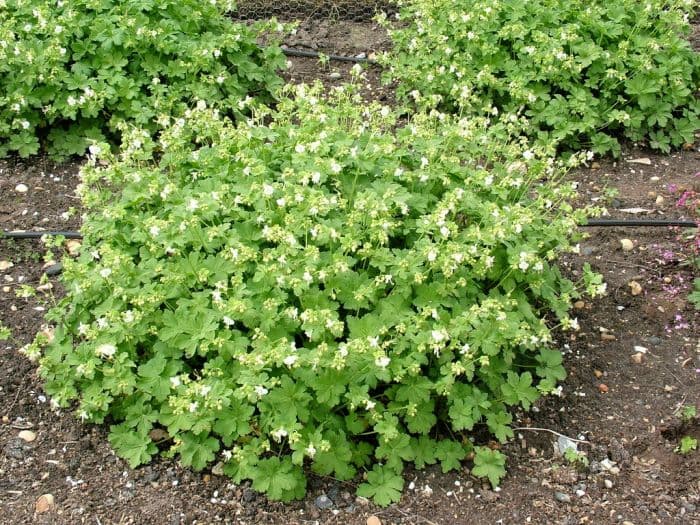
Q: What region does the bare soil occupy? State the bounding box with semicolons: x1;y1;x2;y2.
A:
0;17;699;525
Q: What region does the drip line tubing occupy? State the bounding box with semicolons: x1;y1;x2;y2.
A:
2;219;696;242
281;47;378;64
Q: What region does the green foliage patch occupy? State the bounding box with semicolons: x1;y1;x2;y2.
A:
381;0;700;156
0;0;286;158
33;82;604;504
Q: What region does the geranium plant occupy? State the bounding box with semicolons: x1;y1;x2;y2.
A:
381;0;700;156
34;82;604;504
0;0;286;158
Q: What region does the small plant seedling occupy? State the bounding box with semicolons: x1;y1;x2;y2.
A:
677;405;697;423
0;322;11;341
675;436;698;455
563;448;589;469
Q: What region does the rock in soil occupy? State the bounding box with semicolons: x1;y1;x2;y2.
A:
555;492;572;503
35;494;55;513
314;494;334;510
18;430;36;442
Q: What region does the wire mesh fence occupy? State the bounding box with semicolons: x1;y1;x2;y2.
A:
233;0;396;21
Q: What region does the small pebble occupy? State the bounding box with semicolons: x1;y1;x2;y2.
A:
620;238;634;251
367;516;382;525
65;240;81;256
329;72;342;80
575;489;586;497
573;300;585;309
18;430;37;442
630;353;644;364
315;494;333;510
0;261;13;271
15;183;28;193
598;383;609;394
554;492;571;503
628;281;643;296
44;263;63;276
594;370;604;378
35;494;55;513
604;479;614;489
655;195;664;205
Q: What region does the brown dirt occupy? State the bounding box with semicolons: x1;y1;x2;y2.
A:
1;17;699;525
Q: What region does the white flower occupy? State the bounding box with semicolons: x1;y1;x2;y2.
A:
99;268;112;278
196;100;207;110
20;120;30;130
170;376;181;388
271;428;288;441
459;343;471;355
330;161;342;174
200;385;212;396
302;271;313;283
223;316;235;327
295;143;306;154
365;400;376;410
439;226;450;237
368;336;380;348
262;183;274;196
96;343;116;358
67;96;77;107
431;329;448;343
189;401;198;413
283;354;298;366
186;198;199;211
522;150;535;160
375;356;391;368
305;444;317;458
427;250;437;262
254;385;268;397
149;225;160;237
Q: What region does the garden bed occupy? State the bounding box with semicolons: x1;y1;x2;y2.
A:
0;15;698;525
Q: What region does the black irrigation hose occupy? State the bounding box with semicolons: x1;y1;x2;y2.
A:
282;47;378;65
2;219;697;242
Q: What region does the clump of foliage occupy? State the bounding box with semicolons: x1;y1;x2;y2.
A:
673;405;698;455
0;0;286;158
381;0;700;156
34;83;604;505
